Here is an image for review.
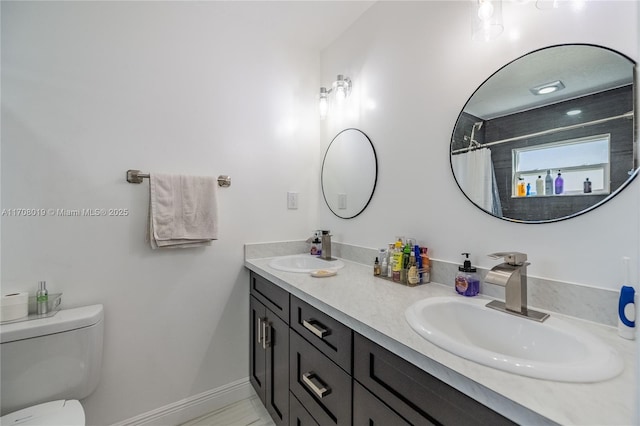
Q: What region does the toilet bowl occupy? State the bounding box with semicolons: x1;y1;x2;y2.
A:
0;304;104;424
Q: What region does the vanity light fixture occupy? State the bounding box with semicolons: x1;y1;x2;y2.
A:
530;80;565;95
319;74;352;119
471;0;504;42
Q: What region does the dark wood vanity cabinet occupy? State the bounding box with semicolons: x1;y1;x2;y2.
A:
249;271;516;426
353;333;515;426
249;273;290;426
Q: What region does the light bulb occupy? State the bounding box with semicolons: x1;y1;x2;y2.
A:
478;0;494;20
318;87;328;119
335;86;346;102
319;97;328;119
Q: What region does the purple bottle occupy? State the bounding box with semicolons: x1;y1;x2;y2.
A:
554;170;564;195
455;253;479;297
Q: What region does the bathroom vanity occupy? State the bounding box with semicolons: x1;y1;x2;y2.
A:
245;252;636;425
250;271;513;425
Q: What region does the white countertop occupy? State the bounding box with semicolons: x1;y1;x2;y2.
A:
245;256;637;426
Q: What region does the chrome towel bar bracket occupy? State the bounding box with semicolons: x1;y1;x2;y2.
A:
126;170;231;187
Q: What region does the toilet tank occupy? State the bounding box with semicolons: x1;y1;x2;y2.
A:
0;304;104;415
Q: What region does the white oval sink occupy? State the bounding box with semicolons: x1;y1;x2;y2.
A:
405;296;623;382
268;254;345;273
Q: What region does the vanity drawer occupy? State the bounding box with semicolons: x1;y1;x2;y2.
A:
250;272;289;323
353;380;412;426
353;333;515;426
290;330;352;425
290;296;352;373
289;392;319;426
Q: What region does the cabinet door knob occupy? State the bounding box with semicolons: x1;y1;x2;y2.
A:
303;319;329;339
302;372;330;398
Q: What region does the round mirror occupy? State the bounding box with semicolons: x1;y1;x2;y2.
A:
321;128;378;219
450;44;636;223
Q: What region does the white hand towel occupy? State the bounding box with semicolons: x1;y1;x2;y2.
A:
147;173;218;249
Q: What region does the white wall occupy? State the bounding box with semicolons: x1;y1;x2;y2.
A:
319;0;639;289
1;2;330;424
2;1;639;424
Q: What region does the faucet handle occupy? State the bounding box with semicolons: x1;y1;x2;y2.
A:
488;252;528;266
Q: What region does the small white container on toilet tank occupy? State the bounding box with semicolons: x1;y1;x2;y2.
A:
0;304;104;424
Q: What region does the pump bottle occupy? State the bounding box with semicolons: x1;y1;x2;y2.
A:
455;253;479;297
36;281;48;315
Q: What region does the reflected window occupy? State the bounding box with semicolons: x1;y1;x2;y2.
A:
512;135;610;196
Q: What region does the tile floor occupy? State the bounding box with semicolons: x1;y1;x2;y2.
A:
180;396;275;426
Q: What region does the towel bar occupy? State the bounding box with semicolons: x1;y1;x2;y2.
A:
126;170;231;187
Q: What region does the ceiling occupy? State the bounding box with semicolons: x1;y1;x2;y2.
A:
463;45;635;120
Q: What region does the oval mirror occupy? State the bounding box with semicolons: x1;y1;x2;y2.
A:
450;44;637;223
321;128;378;219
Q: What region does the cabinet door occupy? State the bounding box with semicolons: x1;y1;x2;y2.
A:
266;312;290;426
250;296;267;403
353;381;413;426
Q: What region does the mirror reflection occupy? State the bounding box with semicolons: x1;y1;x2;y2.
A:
451;44;636;223
322;128;377;219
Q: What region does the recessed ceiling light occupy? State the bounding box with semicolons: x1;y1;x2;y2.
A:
566;109;582;116
530;80;565;95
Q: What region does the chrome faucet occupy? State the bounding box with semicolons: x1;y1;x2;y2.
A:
319;230;333;261
485;252;549;322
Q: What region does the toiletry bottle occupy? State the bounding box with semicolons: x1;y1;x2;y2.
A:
455;253;479;297
584;178;592;193
554;170;564;194
387;256;394;278
618;257;636;340
392;241;403;282
401;243;411;284
526;182;531;196
536;175;544;196
381;256;388;276
408;253;419;286
517;177;526;197
374;257;381;276
36;281;48;315
420;247;430;283
310;231;322;256
545;170;553;195
414;245;423;283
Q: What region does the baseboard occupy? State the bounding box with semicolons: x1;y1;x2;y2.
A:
111;377;253;426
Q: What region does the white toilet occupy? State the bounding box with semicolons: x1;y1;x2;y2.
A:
0;304;104;425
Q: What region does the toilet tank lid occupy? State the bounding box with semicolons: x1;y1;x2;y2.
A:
1;304;103;344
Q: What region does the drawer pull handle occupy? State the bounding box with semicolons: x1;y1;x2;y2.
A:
262;320;270;349
302;372;330;398
257;317;263;344
303;319;329;338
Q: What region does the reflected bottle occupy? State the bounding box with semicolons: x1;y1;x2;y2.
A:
517;177;526;197
584;178;592;193
536;175;544;196
545;170;553;195
554;170;564;194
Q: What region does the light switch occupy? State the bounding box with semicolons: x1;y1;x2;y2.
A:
287;192;298;209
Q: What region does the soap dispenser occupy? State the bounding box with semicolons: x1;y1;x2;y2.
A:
455;253;480;297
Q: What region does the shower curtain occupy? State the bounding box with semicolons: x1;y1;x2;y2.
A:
451;148;502;216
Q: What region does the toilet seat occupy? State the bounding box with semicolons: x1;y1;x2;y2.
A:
0;400;84;426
